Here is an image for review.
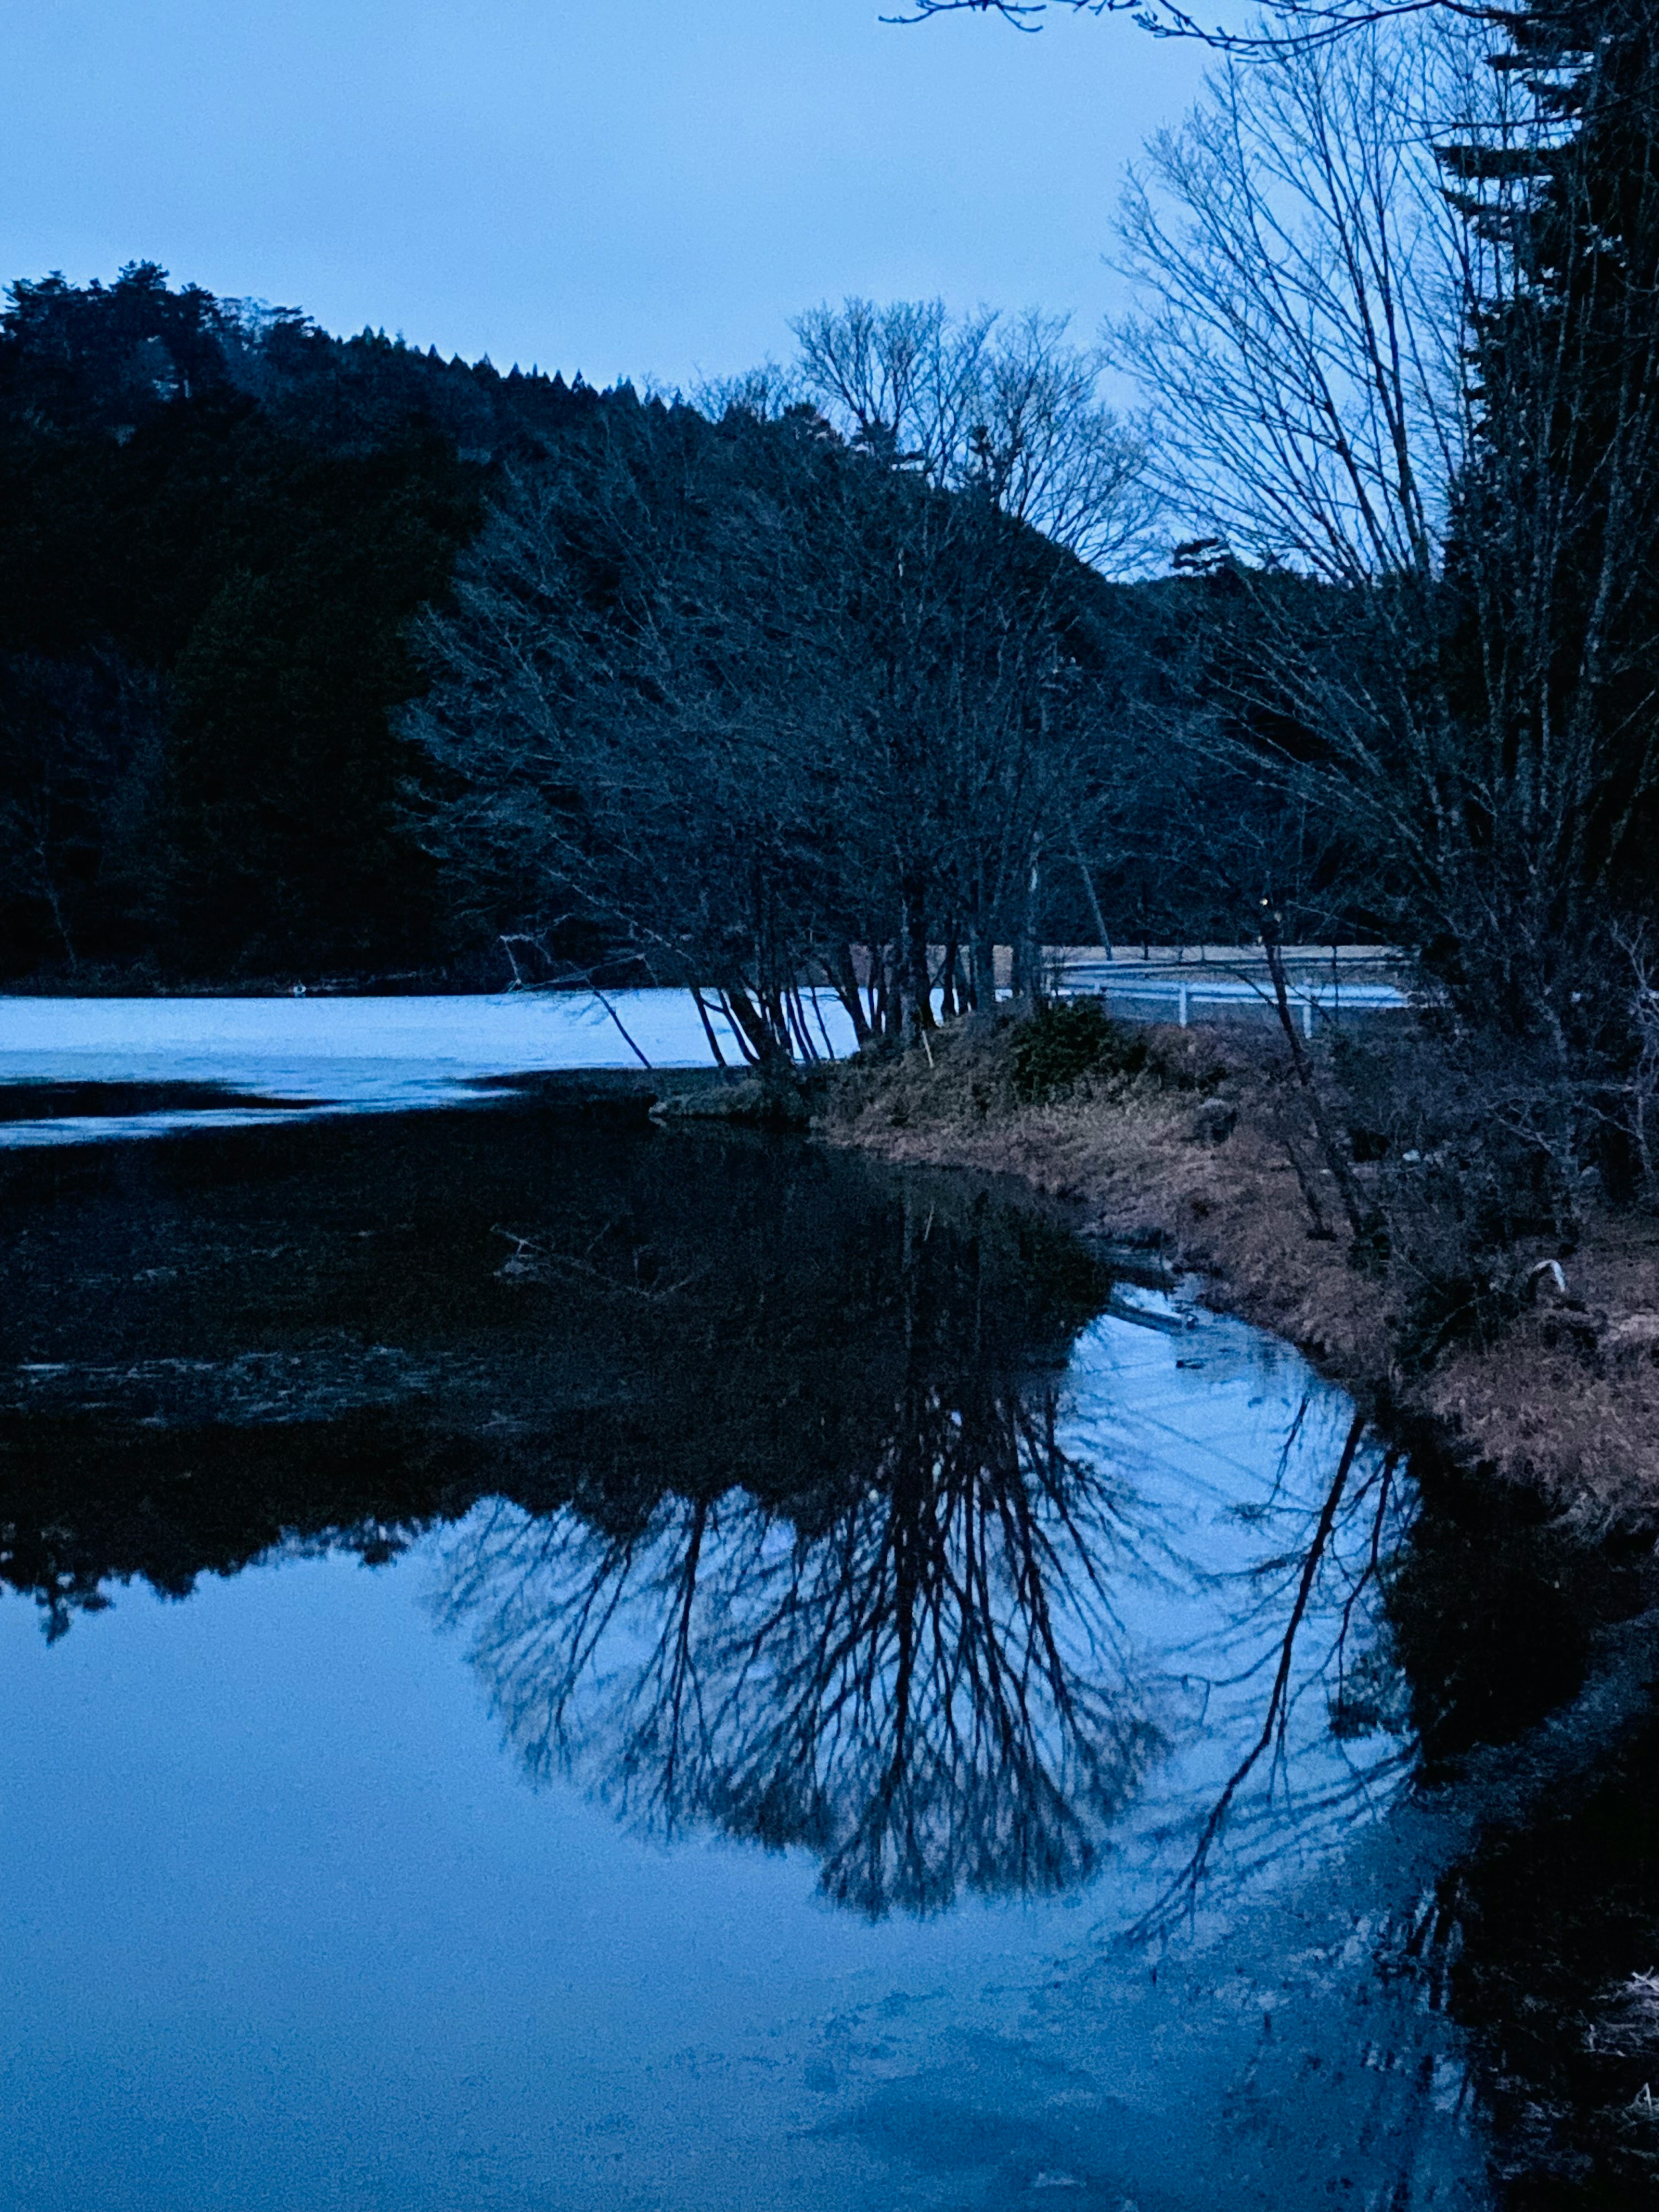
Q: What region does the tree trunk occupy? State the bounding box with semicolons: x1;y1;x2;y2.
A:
829;943;871;1047
1070;826;1112;959
971;926;996;1015
939;935;959;1021
903;874;935;1037
1012;839;1043;1003
721;983;784;1066
1261;915;1377;1246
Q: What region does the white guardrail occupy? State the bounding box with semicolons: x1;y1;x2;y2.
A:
1051;962;1408;1034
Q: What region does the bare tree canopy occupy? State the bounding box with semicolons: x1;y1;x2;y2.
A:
407;385;1141;1050
1111;15;1514;581
792;298;1153;563
708;296;1155;575
892;0;1503;55
1112;0;1659;1069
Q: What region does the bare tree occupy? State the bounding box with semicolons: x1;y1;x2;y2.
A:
412;369;1135;1054
1111;18;1509;581
813;465;1123;1027
712;297;1156;575
408;406;863;1062
893;0;1500;54
1232;10;1659;1058
1105;1;1659;1265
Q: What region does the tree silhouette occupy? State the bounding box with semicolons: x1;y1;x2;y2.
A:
441;1363;1158;1918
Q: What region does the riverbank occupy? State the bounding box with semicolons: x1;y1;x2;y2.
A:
814;1011;1659;1529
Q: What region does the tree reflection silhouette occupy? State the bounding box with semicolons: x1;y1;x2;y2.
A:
12;1116;1649;2183
4;1113;1428;1923
442;1362;1159;1920
441;1198;1161;1919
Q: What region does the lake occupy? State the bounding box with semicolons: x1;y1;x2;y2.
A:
0;991;774;1145
2;1078;1656;2209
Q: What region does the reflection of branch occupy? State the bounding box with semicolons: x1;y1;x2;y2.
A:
1268;1391;1312;1505
491;1224;707;1302
1134;1408;1369;1932
443;1371;1157;1918
1333;1447;1398;1691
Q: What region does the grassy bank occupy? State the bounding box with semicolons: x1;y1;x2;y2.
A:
814;1006;1659;1529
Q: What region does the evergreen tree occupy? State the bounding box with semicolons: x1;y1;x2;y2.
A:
1437;0;1659;1021
0;267;618;977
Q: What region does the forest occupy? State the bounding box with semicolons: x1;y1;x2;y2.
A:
0;261;632;982
0;258;1213;1001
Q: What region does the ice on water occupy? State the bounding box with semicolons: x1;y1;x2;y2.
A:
0;992;858;1146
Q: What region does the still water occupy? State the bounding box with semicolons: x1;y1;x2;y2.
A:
2;1099;1656;2209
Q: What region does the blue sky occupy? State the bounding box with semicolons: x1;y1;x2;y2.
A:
2;1;1206;391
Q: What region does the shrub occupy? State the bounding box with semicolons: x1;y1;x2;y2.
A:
1011;998;1147;1103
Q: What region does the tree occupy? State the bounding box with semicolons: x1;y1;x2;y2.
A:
1253;0;1659;1066
408;400;860;1056
1437;0;1659;968
0;652;165;974
784;297;1155;572
894;0;1508;51
1088;0;1659;1266
161;432;480;972
775;433;1128;1028
412;344;1141;1055
1111;19;1498;583
1106;12;1657;991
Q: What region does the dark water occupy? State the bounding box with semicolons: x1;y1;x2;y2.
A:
2;1102;1656;2209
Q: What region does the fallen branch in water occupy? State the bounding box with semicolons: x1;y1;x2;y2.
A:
491;1226;706;1303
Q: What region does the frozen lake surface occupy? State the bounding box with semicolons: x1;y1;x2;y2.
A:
0;991;854;1145
0;975;1412;1149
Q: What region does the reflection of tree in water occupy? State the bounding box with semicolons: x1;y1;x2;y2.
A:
0;1127;1104;1637
446;1390;1158;1919
440;1204;1434;1924
17;1109;1659;2184
1127;1407;1411;1934
0;1098;1423;1923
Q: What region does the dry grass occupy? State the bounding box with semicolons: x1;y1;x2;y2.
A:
818;1015;1659;1525
1426;1215;1659;1527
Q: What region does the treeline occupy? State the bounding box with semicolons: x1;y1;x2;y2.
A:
0;267;1306;997
0;264;727;979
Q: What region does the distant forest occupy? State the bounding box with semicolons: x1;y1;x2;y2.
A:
0;263;690;984
0;263;1246;996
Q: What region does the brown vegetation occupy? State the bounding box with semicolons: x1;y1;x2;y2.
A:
817;1011;1659;1527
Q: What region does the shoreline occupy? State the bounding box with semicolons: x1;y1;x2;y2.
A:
810;1020;1659;1533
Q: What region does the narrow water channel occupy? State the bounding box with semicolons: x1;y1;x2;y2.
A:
2;1099;1656;2209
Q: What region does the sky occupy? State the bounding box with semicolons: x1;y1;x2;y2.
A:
1;1;1209;394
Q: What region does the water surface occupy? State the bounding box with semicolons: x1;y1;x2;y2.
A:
2;1105;1655;2208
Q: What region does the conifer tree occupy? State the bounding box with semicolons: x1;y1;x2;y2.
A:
1435;0;1659;1026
